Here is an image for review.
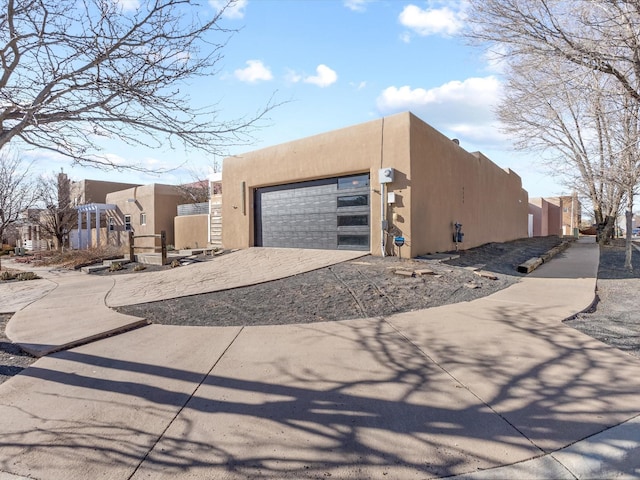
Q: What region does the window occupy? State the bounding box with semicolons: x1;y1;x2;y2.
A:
337;215;368;227
124;214;131;231
338;235;369;247
108;218;115;231
140;212;147;225
337;194;368;208
338;174;369;190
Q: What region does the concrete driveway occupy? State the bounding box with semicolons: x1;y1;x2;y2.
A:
1;241;640;479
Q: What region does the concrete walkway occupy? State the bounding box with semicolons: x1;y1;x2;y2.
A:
1;240;640;479
4;248;366;356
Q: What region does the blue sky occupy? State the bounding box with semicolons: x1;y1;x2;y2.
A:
29;0;565;197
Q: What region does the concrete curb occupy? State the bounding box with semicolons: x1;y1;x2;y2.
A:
517;239;573;274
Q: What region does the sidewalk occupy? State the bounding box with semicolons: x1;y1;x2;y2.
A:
1;240;639;479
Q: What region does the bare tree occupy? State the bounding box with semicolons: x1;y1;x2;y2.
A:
497;58;628;240
467;0;640;254
0;0;277;171
0;151;37;245
600;93;640;270
33;171;77;250
466;0;640;101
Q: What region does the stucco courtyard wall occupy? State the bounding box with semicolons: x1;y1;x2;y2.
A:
222;112;529;257
174;214;209;250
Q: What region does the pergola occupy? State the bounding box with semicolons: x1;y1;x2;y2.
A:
75;203;117;249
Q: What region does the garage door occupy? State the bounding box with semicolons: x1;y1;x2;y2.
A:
255;174;370;250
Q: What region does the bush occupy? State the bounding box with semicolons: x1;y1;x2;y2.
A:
1;271;16;281
109;262;123;272
35;246;125;269
133;264;146;272
16;272;40;281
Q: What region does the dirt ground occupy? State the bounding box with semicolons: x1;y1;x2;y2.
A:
2;236;639;385
564;239;640;358
115;236;566;326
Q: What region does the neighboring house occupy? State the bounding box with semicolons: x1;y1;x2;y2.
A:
105;183;185;252
70;179;141;206
557;194;581;236
16;209;48;251
222;112;529;258
71;179;141;249
529;197;562;237
529;195;581;238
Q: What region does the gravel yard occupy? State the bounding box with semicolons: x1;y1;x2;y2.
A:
2;236;639;386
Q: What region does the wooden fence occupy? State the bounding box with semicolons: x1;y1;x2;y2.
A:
128;230;167;265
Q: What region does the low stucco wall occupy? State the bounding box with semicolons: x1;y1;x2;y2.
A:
174;214;209;250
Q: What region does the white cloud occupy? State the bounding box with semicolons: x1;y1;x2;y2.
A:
234;60;273;83
376;76;507;147
350;81;367;90
344;0;371;12
209;0;247;19
303;64;338;88
284;68;303;84
399;3;466;37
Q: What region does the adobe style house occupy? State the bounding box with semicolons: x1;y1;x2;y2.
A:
222;112;529;258
105;184;185;251
529;194;581;238
71;179;141;249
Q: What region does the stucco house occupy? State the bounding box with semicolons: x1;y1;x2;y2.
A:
105;183;185;252
529;195;581;238
221;112;529;258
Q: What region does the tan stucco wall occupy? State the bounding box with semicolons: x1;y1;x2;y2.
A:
222;114;398;256
71;179;141;205
530;197;562;237
222;112;529;257
407;120;528;255
174;214;209;250
106;184;182;250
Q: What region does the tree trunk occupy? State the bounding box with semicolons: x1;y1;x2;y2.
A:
598;215;616;245
625;189;633;271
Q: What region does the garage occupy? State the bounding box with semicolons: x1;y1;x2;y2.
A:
254;173;370;250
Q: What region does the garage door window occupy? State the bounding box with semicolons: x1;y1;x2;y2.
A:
337;194;368;207
338;174;369;190
338;235;369;247
337;214;368;226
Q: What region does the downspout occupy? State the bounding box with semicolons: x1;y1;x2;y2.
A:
380;117;385;257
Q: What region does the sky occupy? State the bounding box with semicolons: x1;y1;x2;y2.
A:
26;0;566;198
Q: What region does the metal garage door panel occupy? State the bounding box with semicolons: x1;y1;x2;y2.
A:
257;180;338;249
255;176;370;251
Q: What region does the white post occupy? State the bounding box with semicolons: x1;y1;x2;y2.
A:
380;182;386;257
77;211;82;249
95;206;100;248
86;211;91;249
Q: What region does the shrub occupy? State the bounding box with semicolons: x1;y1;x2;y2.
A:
109;262;123;272
170;259;181;268
16;272;40;281
133;264;146;272
1;271;16;281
